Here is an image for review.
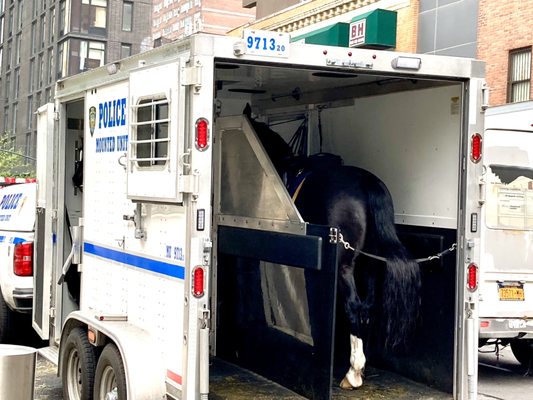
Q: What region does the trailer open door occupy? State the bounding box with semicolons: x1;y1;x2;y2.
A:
214;116;339;399
33;103;56;340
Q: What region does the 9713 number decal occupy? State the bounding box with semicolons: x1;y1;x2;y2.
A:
243;30;290;58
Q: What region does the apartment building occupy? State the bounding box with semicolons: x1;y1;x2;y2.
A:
0;0;152;167
152;0;254;44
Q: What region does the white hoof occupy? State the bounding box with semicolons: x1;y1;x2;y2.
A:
339;334;366;390
340;367;363;389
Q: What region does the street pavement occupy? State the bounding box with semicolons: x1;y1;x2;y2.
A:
28;341;533;399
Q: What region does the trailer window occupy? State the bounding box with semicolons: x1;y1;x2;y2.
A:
132;97;169;167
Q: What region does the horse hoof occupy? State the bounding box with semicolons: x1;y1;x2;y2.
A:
340;377;354;390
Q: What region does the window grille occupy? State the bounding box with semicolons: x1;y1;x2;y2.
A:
130;97;170;168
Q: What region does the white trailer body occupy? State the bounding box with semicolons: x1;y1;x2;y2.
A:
479;101;533;365
34;33;486;400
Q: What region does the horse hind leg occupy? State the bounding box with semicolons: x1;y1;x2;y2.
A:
340;335;366;389
338;262;367;390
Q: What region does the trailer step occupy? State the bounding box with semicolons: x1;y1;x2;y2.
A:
38;346;59;366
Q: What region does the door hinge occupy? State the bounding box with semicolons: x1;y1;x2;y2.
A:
181;63;202;94
179;170;200;198
53;111;60;121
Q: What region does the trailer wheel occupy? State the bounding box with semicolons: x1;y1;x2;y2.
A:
0;290;14;343
510;339;533;368
61;327;97;400
94;343;127;400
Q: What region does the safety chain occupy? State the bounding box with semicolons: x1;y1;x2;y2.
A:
337;232;457;264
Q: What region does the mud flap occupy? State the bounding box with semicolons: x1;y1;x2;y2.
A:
217;224;338;400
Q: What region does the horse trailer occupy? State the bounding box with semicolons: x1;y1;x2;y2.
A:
479;101;533;367
34;33;486;400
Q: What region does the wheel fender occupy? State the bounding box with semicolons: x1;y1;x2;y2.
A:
62;311;167;400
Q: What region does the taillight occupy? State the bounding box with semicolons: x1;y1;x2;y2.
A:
14;242;33;276
470;133;482;163
467;263;478;291
195;118;209;151
192;266;205;297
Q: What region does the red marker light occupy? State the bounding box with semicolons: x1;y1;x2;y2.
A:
195;118;209;151
192;267;205;297
467;263;478;291
471;133;482;163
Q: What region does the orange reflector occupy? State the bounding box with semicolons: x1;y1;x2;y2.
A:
471;133;482;163
195;118;209;151
87;329;97;344
480;321;490;328
467;263;478;291
193;267;205;297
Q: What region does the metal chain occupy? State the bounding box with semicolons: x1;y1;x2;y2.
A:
337;232;457;264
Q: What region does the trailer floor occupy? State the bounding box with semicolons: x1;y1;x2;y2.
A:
209;358;452;400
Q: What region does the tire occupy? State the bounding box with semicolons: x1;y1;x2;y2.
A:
61;327;97;400
0;290;14;343
510;339;533;368
94;343;127;400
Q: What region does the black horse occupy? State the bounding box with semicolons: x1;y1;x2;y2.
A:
246;111;421;389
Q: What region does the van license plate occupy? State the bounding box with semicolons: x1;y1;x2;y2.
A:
498;282;524;301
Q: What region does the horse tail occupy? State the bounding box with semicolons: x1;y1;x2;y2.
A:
365;177;421;349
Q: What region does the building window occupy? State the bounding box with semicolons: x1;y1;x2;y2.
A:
49;7;55;43
14;32;20;65
15;0;21;30
27;96;32;129
5;39;11;70
29;59;34;91
64;38;105;75
7;6;13;37
38;53;43;88
39;14;46;49
31;22;36;54
0;15;4;43
71;0;107;35
47;49;53;84
3;106;8;133
508;47;532;103
4;72;10;100
11;102;17;134
121;43;131;59
59;0;66;35
13;67;19;98
122;1;132;32
57;41;65;78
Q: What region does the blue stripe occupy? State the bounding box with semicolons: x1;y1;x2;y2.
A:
0;235;29;244
84;242;185;280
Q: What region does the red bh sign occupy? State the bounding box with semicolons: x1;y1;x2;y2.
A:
349;19;366;47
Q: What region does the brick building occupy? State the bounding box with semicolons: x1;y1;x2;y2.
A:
478;0;533;105
152;0;254;44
